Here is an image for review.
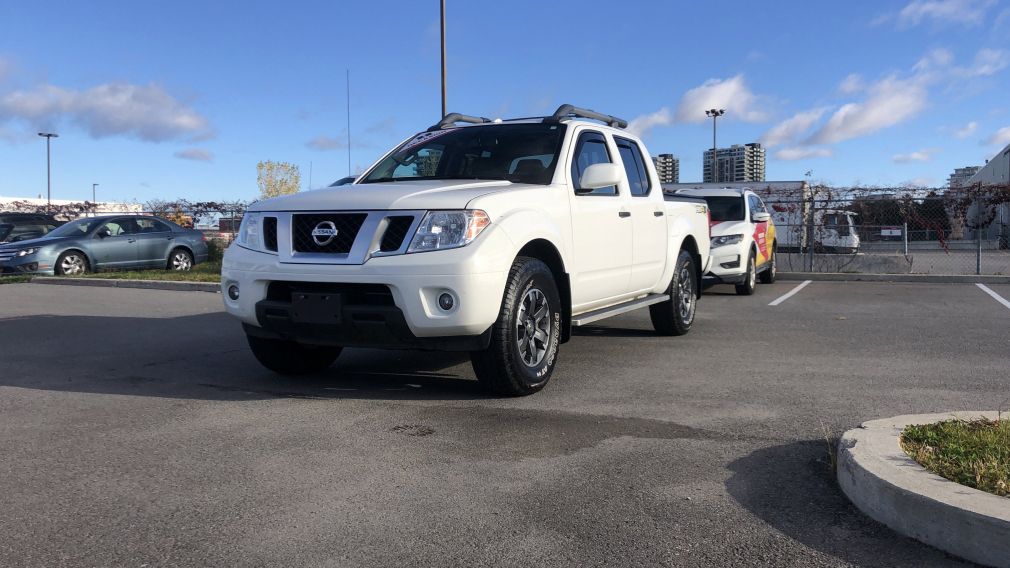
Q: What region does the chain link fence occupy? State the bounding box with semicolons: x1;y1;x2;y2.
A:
767;188;1010;276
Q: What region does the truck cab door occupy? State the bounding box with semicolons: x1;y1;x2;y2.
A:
615;137;667;294
567;130;633;311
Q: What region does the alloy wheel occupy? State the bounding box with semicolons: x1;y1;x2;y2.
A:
516;287;551;367
678;264;694;321
172;252;192;271
61;254;86;275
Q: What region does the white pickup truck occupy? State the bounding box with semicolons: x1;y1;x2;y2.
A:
222;105;712;395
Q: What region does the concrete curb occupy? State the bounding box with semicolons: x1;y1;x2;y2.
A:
837;411;1010;568
779;272;1010;284
31;276;220;293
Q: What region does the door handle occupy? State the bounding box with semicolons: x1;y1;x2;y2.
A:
618;211;631;218
127;238;136;243
166;236;174;240
653;211;664;217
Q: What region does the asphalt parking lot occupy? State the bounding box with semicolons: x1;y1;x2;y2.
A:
1;280;1008;567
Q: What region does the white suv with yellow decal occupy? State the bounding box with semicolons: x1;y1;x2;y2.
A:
671;188;776;295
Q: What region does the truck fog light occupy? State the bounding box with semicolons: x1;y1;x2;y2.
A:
437;292;455;311
227;284;240;301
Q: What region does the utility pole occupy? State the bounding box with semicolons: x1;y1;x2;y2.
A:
92;183;98;205
705;109;724;183
440;0;447;117
346;68;352;176
37;132;59;213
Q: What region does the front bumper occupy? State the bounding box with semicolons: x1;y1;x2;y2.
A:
704;246;746;283
0;254;55;275
221;230;513;348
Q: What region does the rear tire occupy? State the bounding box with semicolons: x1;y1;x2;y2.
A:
650;249;697;336
471;257;561;396
735;252;757;296
247;335;342;375
759;247;777;284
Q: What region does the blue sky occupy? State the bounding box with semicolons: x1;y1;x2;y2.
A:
1;0;1009;204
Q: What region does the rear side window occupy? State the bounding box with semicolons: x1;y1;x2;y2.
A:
705;196;746;222
615;137;652;196
571;131;617;196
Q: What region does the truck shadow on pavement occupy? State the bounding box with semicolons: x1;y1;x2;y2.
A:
725;440;972;567
0;313;489;401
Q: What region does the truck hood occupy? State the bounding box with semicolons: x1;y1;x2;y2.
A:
249;179;537;212
710;220;750;237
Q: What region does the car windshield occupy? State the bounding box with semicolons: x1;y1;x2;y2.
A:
361;123;567;185
704;196;745;222
46;218;103;238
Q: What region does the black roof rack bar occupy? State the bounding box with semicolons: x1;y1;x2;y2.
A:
546;104;628;129
427;112;492;131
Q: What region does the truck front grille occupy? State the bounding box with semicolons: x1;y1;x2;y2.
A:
266;281;395;306
380;216;415;252
263;216;278;252
292;213;367;254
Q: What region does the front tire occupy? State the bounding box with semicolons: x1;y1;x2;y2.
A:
247;335;342;375
650;249;697;336
55;251;89;276
735;252;757;295
471;257;561;396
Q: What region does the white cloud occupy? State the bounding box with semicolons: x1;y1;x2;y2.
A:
987;126;1010;146
902;177;936;187
627;75;770;138
913;48;954;72
807;74;929;145
759;107;830;148
306;135;346;150
892;149;937;163
673;75;768;123
626;108;672;138
0;82;212;142
838;74;865;95
954;121;978;139
965;48;1009;77
174;148;213;162
774;147;833;161
897;0;996;28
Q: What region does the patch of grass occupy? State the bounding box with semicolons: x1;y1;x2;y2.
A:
74;261;222;283
0;275;33;285
901;417;1010;497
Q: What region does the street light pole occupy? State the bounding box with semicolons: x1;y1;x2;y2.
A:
37;132;59;213
705;109;724;183
92;183;99;205
440;0;447;117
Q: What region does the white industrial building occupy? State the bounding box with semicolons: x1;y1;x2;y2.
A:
963;142;1010;244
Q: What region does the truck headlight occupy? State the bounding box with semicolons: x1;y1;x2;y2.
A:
236;213;262;250
711;234;743;248
407;210;491;253
16;247;41;257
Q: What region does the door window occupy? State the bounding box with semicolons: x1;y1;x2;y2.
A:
748;194;767;215
614;137;652;197
571;131;617;196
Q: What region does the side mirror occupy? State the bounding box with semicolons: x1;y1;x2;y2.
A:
579;163;622;192
751;211;771;223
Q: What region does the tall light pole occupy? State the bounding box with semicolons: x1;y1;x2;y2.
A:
38;132;59;212
92;183;99;205
440;0;447;117
705;109;724;183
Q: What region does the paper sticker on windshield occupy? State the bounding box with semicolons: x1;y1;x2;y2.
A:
398;129;453;153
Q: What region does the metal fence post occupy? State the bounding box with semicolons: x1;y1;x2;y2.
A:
903;222;908;256
806;222;815;272
976;204;982;275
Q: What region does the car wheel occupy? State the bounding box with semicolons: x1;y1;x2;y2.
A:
246;335;342;375
168;248;194;271
650;249;697;336
55;251;89;276
759;248;777;284
471;256;561;396
735;252;757;295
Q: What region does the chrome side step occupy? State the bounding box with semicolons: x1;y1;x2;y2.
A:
571;294;669;326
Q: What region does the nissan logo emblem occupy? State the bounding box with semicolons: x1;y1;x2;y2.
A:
311;221;339;246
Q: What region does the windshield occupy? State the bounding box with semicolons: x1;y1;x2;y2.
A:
46;218;104;238
704;196;746;222
362;123;567;185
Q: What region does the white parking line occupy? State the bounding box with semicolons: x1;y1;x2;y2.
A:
768;280;812;306
976;283;1010;311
